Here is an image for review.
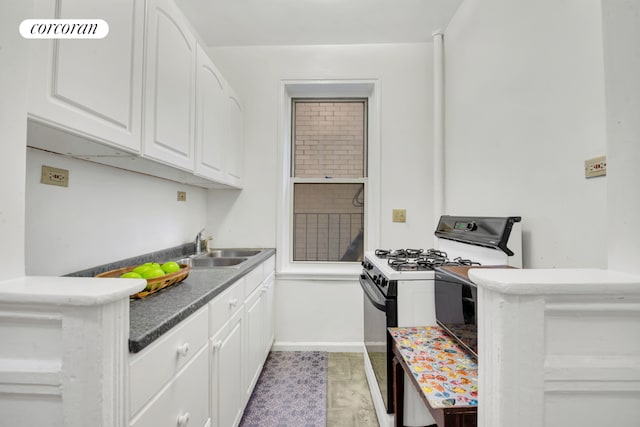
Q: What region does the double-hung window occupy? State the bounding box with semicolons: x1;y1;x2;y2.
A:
291;99;367;263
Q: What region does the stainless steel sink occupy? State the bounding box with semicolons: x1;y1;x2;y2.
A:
192;257;247;267
175;249;262;269
204;249;261;258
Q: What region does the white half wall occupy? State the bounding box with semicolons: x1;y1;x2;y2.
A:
206;43;434;345
443;0;607;269
0;2;31;280
25;149;207;276
602;0;640;275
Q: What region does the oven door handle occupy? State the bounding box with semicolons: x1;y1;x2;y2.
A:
359;274;387;311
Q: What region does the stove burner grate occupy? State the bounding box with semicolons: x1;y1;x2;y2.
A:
375;248;481;271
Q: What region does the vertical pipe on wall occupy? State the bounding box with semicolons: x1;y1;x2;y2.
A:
433;31;445;243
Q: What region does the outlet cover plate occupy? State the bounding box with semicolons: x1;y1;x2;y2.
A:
585;155;606;178
41;165;69;187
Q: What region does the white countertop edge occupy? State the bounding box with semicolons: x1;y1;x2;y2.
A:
0;276;146;306
468;268;640;295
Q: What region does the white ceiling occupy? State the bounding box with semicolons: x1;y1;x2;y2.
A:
175;0;464;47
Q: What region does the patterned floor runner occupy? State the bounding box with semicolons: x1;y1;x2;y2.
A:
239;351;328;427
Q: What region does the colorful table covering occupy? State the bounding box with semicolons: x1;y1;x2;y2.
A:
388;326;478;409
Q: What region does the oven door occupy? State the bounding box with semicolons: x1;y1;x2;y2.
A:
435;270;478;358
360;273;397;413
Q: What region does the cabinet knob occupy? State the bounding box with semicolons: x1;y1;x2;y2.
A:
176;342;190;357
229;297;238;307
177;412;190;427
212;340;222;351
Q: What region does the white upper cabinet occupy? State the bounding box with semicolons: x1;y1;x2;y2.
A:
195;44;226;182
195;43;244;188
28;0;144;153
225;89;244;187
143;0;196;171
26;0;243;188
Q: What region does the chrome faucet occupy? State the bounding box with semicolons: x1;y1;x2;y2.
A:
195;227;205;255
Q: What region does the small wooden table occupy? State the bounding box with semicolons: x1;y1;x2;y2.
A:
389;326;478;427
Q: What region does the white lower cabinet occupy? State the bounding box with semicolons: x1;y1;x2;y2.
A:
129;307;210;427
130;346;210;427
129;256;275;427
244;283;266;399
210;308;245;427
263;272;275;358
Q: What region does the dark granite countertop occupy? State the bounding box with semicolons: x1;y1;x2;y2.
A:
128;248;275;353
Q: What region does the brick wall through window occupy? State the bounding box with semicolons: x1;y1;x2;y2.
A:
291;99;366;262
294;101;364;178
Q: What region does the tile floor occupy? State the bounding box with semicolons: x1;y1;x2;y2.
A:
327;352;380;427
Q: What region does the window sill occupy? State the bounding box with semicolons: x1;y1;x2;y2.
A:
276;262;362;281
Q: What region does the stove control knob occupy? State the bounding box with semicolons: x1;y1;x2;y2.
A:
381;278;388;287
467;221;478;231
362;261;373;270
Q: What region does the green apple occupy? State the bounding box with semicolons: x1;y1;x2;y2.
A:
132;264;153;275
120;271;143;279
141;267;166;279
161;261;180;274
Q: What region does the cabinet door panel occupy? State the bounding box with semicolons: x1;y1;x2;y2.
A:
225;93;244;184
130;345;209;427
195;44;226;181
244;287;265;398
129;307;208;417
144;0;196;170
263;273;275;357
211;310;245;427
28;0;143;152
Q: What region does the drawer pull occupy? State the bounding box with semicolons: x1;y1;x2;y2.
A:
229;297;238;307
212;340;222;351
177;412;190;427
176;342;190;357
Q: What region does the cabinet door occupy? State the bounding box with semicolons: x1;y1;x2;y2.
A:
210;309;245;427
195;44;226;181
28;0;144;153
263;273;275;358
144;0;196;171
225;91;244;186
244;286;265;399
130;345;209;427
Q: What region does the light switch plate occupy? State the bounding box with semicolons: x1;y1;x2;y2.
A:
177;191;187;202
585;155;606;178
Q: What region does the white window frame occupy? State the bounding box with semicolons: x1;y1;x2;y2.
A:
276;80;381;280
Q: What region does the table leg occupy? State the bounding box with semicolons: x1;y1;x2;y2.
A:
393;355;404;427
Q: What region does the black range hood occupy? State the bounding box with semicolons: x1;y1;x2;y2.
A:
434;215;521;256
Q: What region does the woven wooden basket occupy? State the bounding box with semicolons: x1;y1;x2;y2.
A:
96;264;190;299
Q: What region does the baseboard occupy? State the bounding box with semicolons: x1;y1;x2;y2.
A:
271;341;364;352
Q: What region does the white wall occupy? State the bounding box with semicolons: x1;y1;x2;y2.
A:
207;43;434;346
602;0;640;275
0;1;31;280
25;149;207;276
444;0;607;269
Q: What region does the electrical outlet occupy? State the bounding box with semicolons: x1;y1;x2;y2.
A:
585;155;606;178
177;191;187;202
41;165;69;187
392;209;406;223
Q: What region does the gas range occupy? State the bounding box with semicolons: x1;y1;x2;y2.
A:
363;248;481;283
361;216;522;422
